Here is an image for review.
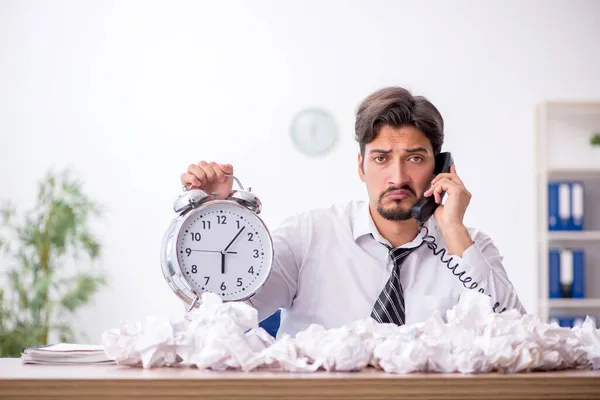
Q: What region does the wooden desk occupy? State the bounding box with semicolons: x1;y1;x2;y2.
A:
1;358;599;399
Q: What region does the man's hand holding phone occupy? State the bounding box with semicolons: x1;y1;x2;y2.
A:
424;164;474;256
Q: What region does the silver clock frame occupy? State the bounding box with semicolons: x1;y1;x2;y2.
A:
160;176;274;311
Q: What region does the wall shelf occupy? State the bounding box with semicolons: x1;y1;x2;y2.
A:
547;231;600;241
545;299;600;308
547;168;600;179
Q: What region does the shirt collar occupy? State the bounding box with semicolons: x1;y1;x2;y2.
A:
352;200;430;248
352;201;378;241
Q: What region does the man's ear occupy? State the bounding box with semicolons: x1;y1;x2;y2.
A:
358;153;365;182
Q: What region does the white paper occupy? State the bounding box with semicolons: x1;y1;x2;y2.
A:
101;290;600;373
21;343;113;365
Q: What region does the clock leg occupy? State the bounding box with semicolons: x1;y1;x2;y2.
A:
188;295;199;312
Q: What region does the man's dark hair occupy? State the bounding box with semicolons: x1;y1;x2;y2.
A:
354;87;444;162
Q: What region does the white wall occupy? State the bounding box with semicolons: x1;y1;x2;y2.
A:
1;0;599;343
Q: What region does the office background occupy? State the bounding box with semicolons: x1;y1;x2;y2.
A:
1;0;599;344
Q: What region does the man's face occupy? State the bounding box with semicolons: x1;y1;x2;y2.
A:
358;125;435;221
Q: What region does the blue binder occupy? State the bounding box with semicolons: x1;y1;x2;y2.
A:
548;181;585;231
569;181;584;231
549;315;574;328
572;315;597;328
548;248;561;298
559;248;574;298
572;249;585;298
573;316;585;327
558;182;571;230
548;182;560;231
558;316;574;328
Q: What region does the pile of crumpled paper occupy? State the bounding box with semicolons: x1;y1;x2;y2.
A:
101;290;600;373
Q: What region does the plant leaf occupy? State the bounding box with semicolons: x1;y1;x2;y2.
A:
78;231;101;259
59;273;106;313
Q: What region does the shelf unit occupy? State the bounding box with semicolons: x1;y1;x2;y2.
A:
536;101;600;324
547;231;600;241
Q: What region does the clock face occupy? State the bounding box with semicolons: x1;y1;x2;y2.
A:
175;201;273;301
290;108;338;156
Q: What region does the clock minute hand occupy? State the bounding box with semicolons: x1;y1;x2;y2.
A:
190;249;237;254
223;226;245;253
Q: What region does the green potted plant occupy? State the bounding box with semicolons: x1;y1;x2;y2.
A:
0;168;107;357
591;132;600;147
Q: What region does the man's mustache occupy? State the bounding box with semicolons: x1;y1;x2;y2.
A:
380;185;417;200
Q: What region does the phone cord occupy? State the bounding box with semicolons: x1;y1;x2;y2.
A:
417;224;506;314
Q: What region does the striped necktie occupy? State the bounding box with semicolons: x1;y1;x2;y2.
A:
371;244;421;325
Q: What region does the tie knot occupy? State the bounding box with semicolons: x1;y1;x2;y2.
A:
389;246;418;268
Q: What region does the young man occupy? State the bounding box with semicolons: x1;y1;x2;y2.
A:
180;86;526;338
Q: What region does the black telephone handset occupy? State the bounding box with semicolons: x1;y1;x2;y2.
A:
411;152;454;224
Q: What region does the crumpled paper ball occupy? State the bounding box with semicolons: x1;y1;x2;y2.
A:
101;290;600;373
102;292;272;370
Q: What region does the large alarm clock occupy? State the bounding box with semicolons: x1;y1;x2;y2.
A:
161;175;274;311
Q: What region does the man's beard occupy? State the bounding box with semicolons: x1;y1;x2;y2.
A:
376;185;418;221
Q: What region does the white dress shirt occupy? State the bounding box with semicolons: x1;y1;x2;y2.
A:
247;199;526;338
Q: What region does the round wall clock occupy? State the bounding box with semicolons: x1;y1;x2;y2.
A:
289;108;339;156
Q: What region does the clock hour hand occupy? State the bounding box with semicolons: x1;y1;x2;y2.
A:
221;252;225;274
